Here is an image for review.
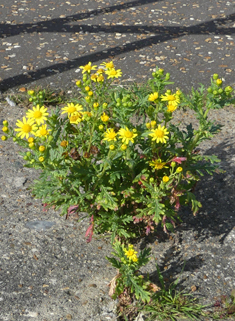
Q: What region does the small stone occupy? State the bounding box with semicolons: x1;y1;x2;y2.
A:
25;221;56;231
18;87;27;92
88;284;97;288
14;177;27;188
66;314;72;319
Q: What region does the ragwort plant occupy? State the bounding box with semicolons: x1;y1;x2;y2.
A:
1;61;234;243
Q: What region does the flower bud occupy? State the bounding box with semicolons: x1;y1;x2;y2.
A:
39;145;45;152
109;145;115;150
28;142;35;149
176;167;183;173
2;126;8;132
121;144;127;151
213;73;219;80
165;73;170;80
162;176;169;183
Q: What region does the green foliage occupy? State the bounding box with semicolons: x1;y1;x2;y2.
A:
106;241;152;303
2;64;234;241
142;264;208;321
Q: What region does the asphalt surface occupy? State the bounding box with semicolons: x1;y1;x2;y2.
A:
0;0;234;94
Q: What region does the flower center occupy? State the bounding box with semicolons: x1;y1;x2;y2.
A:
109;132;116;139
33;111;42;118
106;62;114;68
125;131;133;138
125;249;135;257
167;95;175;101
40;128;47;136
70;115;79;121
84;65;91;71
110;70;117;76
68;106;76;113
22;124;32;133
155;129;164;138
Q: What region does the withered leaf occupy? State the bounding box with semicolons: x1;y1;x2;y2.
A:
83;151;90;158
69;147;80;160
90;145;99;155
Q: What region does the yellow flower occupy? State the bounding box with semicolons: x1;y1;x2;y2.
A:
216;79;223;85
39;156;44;162
1;135;7;141
15;117;37;139
35;124;51;137
118;127;137;144
105;68;122;79
149;125;169;144
131;255;138;263
69;112;83;124
2;120;8;126
161;92;180;106
26;105;49;125
93;102;99;108
91;74;98;82
97;75;104;82
101;61;114;69
29;142;34;148
109;144;115;150
163;176;169;183
61;103;83;116
121;144;127;151
146;120;156;129
88;91;93;96
104;128;117;142
100;112;109;122
39;145;45;152
76;80;81;87
2;126;8;132
97;68;105;74
167;103;177;113
60;140;68;148
99;125;104;130
82;111;92;120
85;86;90;91
27;90;35;96
176;167;183;173
124;245;138;263
148;92;159;102
80;62;97;74
28;137;34;143
149;159;168;170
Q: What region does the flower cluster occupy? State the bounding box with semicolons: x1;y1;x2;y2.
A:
123;244;138;263
1;61;233;242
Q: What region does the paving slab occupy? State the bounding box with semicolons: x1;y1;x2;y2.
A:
0;0;234;94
